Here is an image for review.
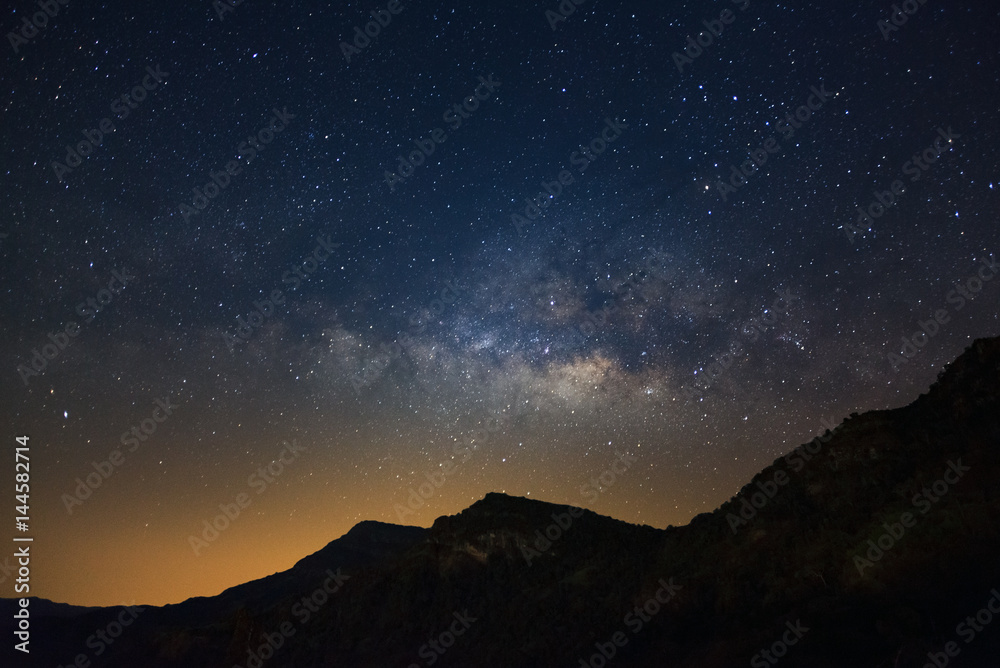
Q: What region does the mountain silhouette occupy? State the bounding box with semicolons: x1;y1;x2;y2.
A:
6;337;1000;667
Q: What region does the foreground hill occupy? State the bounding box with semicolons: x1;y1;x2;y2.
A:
6;337;1000;667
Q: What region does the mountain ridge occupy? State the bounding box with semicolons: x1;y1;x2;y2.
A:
6;336;1000;667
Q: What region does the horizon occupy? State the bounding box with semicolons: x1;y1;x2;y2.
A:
13;351;974;609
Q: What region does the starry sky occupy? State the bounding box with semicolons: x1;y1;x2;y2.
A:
2;0;999;607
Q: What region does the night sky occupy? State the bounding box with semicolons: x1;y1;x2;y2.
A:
2;0;999;607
